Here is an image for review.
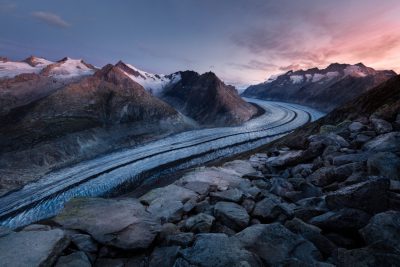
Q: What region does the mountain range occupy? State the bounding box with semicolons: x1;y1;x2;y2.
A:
242;63;396;111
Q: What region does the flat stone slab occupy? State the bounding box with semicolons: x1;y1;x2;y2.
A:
0;229;69;267
54;198;160;250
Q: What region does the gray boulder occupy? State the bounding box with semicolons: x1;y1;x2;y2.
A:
0;229;69;267
235;223;321;266
166;232;194;247
348;121;366;132
363;132;400;152
149;246;180;267
371;118;393;134
55;251;91;267
337;247;400;267
54;198;160;250
147;198;184;223
309;208;371;231
214;201;249;231
252;195;293;222
184;213;215;233
140;184;198;205
325;178;390;213
210;188;243;203
180;233;261;267
367;152;400;180
71;233;98;253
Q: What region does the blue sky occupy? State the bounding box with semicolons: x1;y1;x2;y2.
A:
1;0;400;87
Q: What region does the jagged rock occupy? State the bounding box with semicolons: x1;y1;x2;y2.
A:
242;172;264;180
267;150;304;167
140;184;198;205
54;198;160;250
291;164;313;177
214;201;249;231
70;233;98;253
251;179;271;190
285;179;322;202
285;218;337;257
173;258;196;267
337;247;400;267
22;224;52;232
348;121;366;132
269;177;294;197
235;223;321;266
359;211;400;253
222;160;258;176
194;198;213;215
210;188;243;203
212;222;237;236
294;197;329;221
184;213;215;233
180;233;261;267
309;208;371;231
307;164;355;187
325;178;390;213
367;152;400;180
252;195;293;222
308;133;350;148
332;153;369;166
182;198;197;213
149;246;180;267
363;132;400;152
0;229;69;267
55;251;91;267
95;258;125;267
180;181;211;195
166;233;194;247
241;199;255;213
371;118;393;134
125;255;148;267
147;198;184;223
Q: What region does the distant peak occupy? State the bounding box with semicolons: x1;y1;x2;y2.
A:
355;62;367;68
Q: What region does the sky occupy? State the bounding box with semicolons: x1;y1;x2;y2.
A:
1;0;400;88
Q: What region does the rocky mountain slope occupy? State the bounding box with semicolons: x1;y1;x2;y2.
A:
3;75;398;266
162;71;258;126
242;63;396;112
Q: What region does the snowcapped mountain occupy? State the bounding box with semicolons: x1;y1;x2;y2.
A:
114;61;181;95
242;63;397;111
40;57;96;78
0;56;53;78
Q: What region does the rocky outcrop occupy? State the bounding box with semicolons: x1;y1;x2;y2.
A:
162;71;258;126
243;63;396;112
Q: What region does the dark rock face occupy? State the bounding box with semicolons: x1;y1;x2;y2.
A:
162;71;258;126
242;63;396;112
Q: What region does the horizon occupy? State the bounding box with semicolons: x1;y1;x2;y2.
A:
1;0;400;88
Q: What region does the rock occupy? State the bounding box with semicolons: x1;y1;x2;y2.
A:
182;198;197;213
71;233;98;253
325;178;390;213
125;255;148;267
180;181;211;195
252;195;293;222
309;208;371;231
267;150;305;167
359;211;400;253
210;188;243;203
222;160;257;176
214;201;249;231
332;153;369;166
149;246;180;267
22;224;52;232
308;133;350;148
180;233;261;267
212;222;237;236
363;132;400;152
337;247;400;267
371;118;393;134
55;251;91;267
241;199;255;213
285;218;337;257
251;179;271;190
353;134;372;146
147;198;184;223
291;164;313;177
0;229;69;267
166;232;194;247
0;226;12;237
285;180;322;202
367;152;400;180
54;198;160;250
294;197;328;221
172;258;196;267
235;223;321;266
307;164;355;187
159;223;179;241
269;177;294;197
194;199;213;215
95;258;125;267
242;172;264;180
140;184;198;205
184;213;215;233
348;121;366;132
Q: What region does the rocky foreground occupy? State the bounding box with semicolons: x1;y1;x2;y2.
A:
1;110;400;266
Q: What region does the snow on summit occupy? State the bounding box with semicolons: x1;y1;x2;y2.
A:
0;56;53;78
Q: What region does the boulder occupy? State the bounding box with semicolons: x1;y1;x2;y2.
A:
325;178;390;213
252;195;293;222
359;211;400;253
332;153;369;166
371;118;393;134
180;181;211;195
294;197;329;221
309;208;371;231
221;160;258;176
285;218;337;257
363;132;400;153
214;201;249;231
70;233;98;253
0;229;69;267
184;213;215;233
180;233;261;267
235;223;321;266
348;122;366;132
95;258;125;267
54;198;160;250
166;232;194;247
337;247;400;267
149;246;180;267
140;184;198;205
210;188;243;203
241;199;256;213
308;133;350;148
55;251;91;267
367;152;400;180
147;198;184;223
269;177;294;197
307;164;355;187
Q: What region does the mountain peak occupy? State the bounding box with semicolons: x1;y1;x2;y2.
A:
22;56;53;67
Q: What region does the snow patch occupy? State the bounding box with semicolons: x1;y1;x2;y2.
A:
312;73;325;82
344;65;367;77
50;59;95;78
0;58;53;78
290;75;304;84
